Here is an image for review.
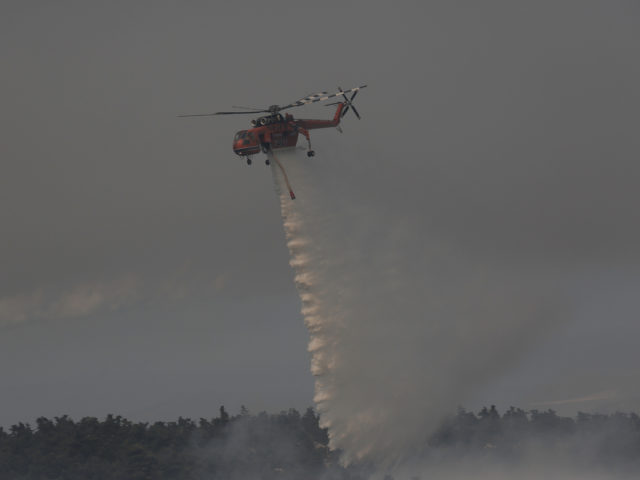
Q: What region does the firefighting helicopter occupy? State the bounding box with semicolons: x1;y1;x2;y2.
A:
178;85;366;165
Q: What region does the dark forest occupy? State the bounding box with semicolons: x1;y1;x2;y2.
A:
1;405;640;479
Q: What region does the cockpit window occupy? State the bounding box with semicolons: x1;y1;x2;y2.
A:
234;131;248;141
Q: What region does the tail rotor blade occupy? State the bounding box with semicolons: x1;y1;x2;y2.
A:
351;105;361;120
342;105;350;117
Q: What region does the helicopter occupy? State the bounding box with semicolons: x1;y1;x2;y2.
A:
178;85;366;164
178;85;366;199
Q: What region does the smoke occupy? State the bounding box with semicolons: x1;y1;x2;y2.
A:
389;461;638;480
269;147;569;466
0;275;140;326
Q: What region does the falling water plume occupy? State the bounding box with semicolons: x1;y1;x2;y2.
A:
269;147;565;468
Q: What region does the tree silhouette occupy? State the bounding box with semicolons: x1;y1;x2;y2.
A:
1;405;640;479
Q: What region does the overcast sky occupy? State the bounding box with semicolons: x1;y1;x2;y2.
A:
1;1;639;428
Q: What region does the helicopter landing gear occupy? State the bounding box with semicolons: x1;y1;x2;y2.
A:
261;143;270;154
246;157;252;165
298;126;314;158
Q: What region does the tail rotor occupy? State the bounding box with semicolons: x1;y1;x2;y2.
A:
327;85;364;120
339;86;361;120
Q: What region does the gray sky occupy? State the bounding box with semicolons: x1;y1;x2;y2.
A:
1;1;639;428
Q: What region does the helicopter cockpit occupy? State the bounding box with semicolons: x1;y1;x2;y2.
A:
233;130;260;156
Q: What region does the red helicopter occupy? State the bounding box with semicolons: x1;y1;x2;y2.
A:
179;85;366;163
179;85;366;199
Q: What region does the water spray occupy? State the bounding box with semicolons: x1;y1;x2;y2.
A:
269;148;565;471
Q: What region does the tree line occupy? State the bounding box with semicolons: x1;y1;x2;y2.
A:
428;405;640;470
1;405;639;479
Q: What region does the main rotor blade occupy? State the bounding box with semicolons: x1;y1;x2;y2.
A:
214;110;267;115
280;85;367;111
296;91;329;103
177;110;266;117
334;85;366;99
178;85;366;118
325;89;360;107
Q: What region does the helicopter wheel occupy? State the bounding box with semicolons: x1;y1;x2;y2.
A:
265;158;270;166
246;157;252;165
307;150;315;157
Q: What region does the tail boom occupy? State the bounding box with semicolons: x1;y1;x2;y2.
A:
295;103;345;130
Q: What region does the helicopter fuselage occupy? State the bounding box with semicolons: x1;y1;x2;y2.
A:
232;103;345;157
